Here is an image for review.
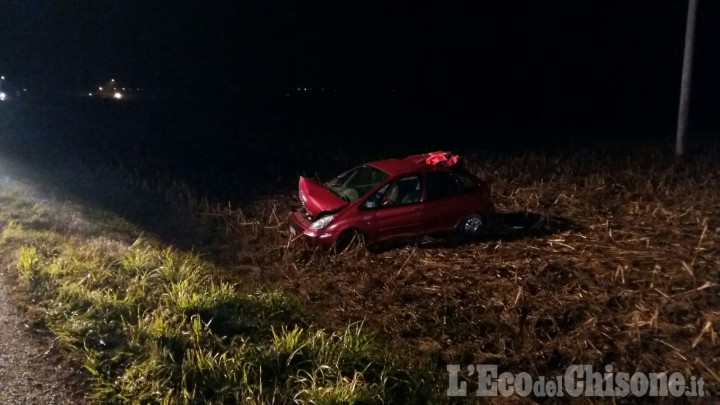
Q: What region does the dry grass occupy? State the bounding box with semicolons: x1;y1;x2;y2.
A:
174;148;720;395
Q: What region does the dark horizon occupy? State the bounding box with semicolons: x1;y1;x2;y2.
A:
2;2;720;138
3;3;719;96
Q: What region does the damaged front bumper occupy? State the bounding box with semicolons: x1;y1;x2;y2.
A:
288;210;340;247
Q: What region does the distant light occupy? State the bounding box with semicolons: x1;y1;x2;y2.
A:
113;92;122;99
1;76;4;80
98;87;103;91
0;92;6;101
23;88;27;92
297;88;300;91
111;78;115;82
88;93;92;96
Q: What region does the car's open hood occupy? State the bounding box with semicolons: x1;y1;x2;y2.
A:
298;176;347;217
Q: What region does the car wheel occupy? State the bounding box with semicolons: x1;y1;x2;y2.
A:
460;214;485;237
334;229;365;253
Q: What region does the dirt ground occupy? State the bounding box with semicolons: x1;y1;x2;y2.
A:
0;270;86;404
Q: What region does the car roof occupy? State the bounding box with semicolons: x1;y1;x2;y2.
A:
367;153;467;177
367;159;422;177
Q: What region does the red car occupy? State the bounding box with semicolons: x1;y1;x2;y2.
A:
288;152;493;249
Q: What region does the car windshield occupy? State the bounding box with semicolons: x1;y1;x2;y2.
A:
325;165;390;202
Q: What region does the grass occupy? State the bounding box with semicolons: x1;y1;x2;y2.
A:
0;181;429;404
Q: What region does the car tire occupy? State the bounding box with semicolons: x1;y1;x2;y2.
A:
459;213;485;237
334;229;365;253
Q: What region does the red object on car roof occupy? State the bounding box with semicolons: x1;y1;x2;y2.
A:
403;151;460;167
425;151;459;166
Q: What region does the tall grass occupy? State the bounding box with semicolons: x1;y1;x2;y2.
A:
16;245;39;284
1;196;424;403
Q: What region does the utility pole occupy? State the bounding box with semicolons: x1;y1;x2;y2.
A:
675;0;698;157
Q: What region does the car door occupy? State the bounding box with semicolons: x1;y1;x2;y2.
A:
419;171;462;233
361;175;423;241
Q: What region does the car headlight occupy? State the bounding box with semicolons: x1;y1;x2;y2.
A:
309;215;334;230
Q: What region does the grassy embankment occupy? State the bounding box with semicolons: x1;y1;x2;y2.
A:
0;179;429;404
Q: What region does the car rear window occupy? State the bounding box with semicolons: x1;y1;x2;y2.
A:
454;171;480;191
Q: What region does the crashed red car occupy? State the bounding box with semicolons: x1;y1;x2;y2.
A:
288;152;494;249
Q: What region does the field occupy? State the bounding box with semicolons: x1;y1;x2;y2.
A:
0;99;719;402
195;148;720;395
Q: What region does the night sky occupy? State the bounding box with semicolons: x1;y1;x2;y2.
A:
2;1;719;126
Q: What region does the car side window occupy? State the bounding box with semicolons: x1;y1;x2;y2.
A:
383;175;422;207
360;183;390;209
425;171;461;201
